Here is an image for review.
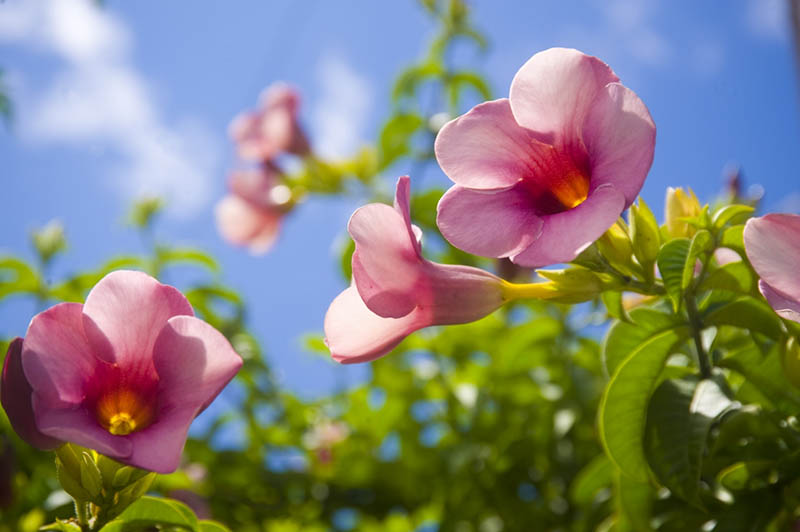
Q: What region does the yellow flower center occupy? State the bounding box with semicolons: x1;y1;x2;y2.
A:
550;170;589;210
94;387;155;436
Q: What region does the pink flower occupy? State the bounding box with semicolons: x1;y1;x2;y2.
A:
435;47;656;267
324;177;508;363
744;213;800;323
229;83;309;161
215;166;291;254
0;271;242;473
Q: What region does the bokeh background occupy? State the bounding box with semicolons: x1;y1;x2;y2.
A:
1;0;798;403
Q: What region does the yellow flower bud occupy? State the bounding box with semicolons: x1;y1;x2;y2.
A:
665;187;701;238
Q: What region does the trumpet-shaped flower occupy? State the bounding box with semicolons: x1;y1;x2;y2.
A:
229;83;310;161
215;166;291;254
435;47;655;267
0;271;242;473
744;214;800;323
324;177;508;363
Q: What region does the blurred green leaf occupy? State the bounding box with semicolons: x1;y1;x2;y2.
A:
198;521;232;532
712;204;754;230
0;256;41;299
719;224;745;256
599;327;689;482
157;246;219;273
719;344;800;411
616;473;654;531
697;261;753;295
104;496;197;531
704;297;783;341
378;112;425;169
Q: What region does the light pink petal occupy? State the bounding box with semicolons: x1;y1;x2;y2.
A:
509;48;618;138
512;184;626;267
228;111;268;161
152;315;242;414
124;407;196;473
435;99;553;189
324;286;425;364
393;176;422;256
33;398;132;458
582;83;655;204
348;202;422;318
215;195;281;254
745;214;800;303
228;167;279;207
82;271;193;370
422;263;507;325
22;302;95;406
759;281;800;324
1;338;62;450
436;183;543;259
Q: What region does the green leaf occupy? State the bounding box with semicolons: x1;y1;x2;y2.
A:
378;113;425;169
656;238;691;311
697;261;753;295
616;473;655;531
570;455;614;505
703;296;783;340
602;308;680;376
599;327;689;482
157;247;219;273
39;521;82;532
198;521;233;532
0;256;41;299
719;224;745;256
680;230;712;291
110;495;198;531
601;290;627;322
644;378;733;504
719;344;800;411
712;204;754;229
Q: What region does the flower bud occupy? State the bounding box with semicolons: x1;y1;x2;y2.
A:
665;187;701;238
596;220;640;277
629;198;661;280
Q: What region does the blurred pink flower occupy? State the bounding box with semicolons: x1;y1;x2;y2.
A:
324;176;507;363
215;166;291;254
744;213;800;323
0;271;242;473
435;47;655;267
229;83;310;161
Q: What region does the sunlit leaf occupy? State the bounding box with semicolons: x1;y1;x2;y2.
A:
656;238;691;311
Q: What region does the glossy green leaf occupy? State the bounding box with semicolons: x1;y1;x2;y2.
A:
697;261;753;295
681;230;712;290
601;290;627;322
703;296;783;340
599;327;689;481
198;521;233;532
602;308;680;376
719;344;800;411
109;495;198;531
644;378;733;504
656;238;691;311
712;204;754;229
719;224;745;255
616;473;654;532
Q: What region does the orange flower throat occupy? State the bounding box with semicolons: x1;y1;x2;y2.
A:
94;387;155;436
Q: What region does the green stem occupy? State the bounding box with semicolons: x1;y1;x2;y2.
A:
685;293;712;379
75;499;89;529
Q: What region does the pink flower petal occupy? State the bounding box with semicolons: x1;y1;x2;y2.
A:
393;176;422;256
1;338;62;450
82;271;193;369
152;315;242;414
33;398;132;458
422;262;507;325
124;407;196;473
582;83;656;204
434;99;551;189
22;302;96;406
436;183;543;259
348;202;421;318
759;280;800;324
744;214;800;303
512;184;626;267
215;195;281;254
324;285;425;364
509;48;618;138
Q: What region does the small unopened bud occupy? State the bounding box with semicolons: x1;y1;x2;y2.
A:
664;187;701;238
31;220;66;265
597;221;639;277
629;198;661;280
534;267;616;303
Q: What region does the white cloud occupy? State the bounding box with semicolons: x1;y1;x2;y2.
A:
311;53;372;160
746;0;788;41
598;0;674;67
0;0;219;218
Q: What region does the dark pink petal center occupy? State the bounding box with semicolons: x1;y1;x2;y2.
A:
84;362;159;436
520;140;591;215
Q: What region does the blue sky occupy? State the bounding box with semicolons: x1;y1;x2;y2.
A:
1;0;798;399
